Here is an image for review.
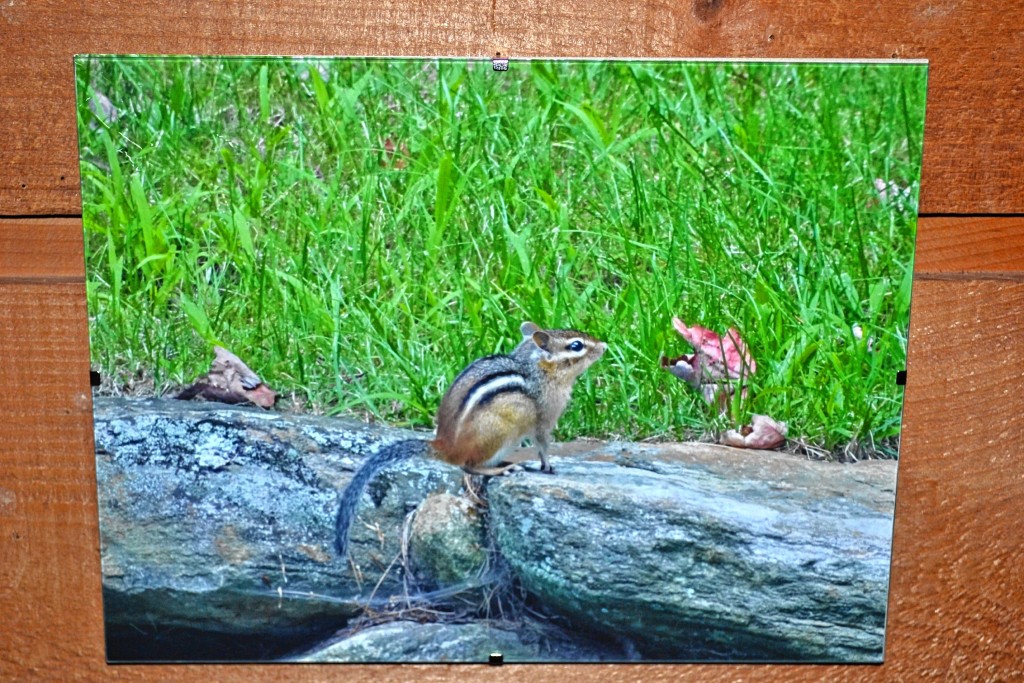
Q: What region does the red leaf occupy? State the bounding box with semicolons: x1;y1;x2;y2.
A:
671;317;756;380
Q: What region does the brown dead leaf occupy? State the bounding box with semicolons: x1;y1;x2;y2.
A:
381;138;408;169
88;90;118;126
175;347;278;408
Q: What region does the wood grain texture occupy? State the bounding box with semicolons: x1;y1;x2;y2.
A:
914;216;1024;277
2;218;1024;680
0;218;85;283
1;1;1024;215
3;0;1024;678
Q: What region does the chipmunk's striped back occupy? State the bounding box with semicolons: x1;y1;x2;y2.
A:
432;354;541;468
431;322;605;469
452;368;531;432
335;321;605;561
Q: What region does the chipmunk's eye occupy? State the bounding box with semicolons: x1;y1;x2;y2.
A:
567;340;585;353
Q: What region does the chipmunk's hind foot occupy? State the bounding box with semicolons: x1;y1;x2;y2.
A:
461;461;522;477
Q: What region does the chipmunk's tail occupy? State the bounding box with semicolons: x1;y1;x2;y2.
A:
334;439;431;559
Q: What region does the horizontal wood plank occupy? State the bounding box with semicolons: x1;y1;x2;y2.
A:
1;1;1023;215
0;218;85;282
914;216;1024;276
1;217;1023;679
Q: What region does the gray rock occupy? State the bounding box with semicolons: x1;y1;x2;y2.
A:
297;618;615;663
93;396;462;641
92;397;896;663
488;442;896;662
410;493;488;587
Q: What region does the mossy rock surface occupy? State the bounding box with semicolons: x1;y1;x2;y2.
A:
410;493;487;586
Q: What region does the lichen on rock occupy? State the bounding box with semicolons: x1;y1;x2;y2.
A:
410;493;488;587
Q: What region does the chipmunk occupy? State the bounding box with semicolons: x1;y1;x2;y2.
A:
334;321;606;558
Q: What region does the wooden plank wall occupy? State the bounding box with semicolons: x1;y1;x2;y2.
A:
1;2;1021;680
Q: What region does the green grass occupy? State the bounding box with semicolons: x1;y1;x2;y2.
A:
75;57;926;455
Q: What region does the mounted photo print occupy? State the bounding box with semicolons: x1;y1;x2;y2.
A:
75;56;927;663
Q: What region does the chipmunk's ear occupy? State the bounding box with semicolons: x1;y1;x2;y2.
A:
520;321;540;339
531;329;551;352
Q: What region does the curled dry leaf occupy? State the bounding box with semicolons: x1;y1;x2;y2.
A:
88;90;118;126
175;347;278;408
660;352;700;389
721;414;788;450
661;317;756;411
381;138;409;169
670;317;756;380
